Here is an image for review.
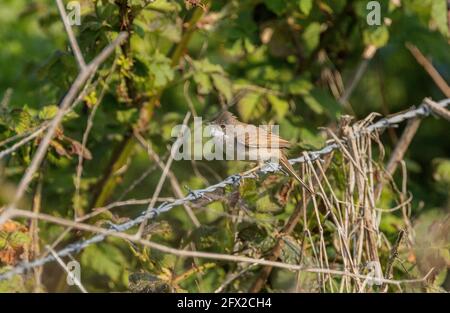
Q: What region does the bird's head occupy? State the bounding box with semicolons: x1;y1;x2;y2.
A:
210;111;239;128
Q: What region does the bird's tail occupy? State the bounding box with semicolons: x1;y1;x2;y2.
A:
279;155;314;194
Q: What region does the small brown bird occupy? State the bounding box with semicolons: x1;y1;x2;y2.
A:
210;111;313;194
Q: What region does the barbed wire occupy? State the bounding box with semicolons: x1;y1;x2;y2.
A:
0;98;449;281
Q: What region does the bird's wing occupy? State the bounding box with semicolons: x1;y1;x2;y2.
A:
234;124;291;148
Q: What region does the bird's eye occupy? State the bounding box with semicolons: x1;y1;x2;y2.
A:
220;124;226;129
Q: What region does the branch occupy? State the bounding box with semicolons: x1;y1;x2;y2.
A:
46;245;88;293
0;32;127;225
55;0;86;70
0;125;47;160
406;43;450;98
424;98;450;121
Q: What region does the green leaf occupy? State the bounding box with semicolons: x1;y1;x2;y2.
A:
193;72;213;94
192;59;224;74
299;128;326;149
211;73;233;103
0;272;28;292
132;22;146;39
309;89;342;119
81;243;127;283
363;26;390;48
128;272;172;293
116;108;138;124
280;236;301;264
431;0;449;37
239;179;257;199
264;0;287;15
303;94;324;114
38;105;59;120
302;22;322;54
189;225;233;253
238;223;267;243
0;232;7;248
288;79;313;95
146;0;181;13
237;92;261;122
8;231;30;248
433;268;448;287
148;53;175;88
299;0;313;16
243;37;256;53
433;159;450;184
150;62;174;87
256;194;280;213
11;109;32;134
267;94;289;119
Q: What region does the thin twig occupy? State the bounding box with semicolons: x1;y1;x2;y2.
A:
55;0;86;70
46;245;88;293
375;117;421;200
0;126;47;160
249;153;334;292
0;88;12;109
382;230;404;292
76;197;175;222
214;263;257;293
406;43;450;97
2;208;434;287
30;171;43;291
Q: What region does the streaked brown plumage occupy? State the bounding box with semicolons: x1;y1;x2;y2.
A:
211;111;313;194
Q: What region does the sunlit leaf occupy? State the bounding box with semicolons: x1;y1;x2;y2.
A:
237;92;261;122
267;94;289;119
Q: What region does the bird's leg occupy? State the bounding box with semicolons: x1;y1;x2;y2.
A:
239;162;264;180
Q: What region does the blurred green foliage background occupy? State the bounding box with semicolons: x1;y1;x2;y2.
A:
0;0;449;292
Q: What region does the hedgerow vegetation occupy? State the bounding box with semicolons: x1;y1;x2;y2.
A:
0;0;449;292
